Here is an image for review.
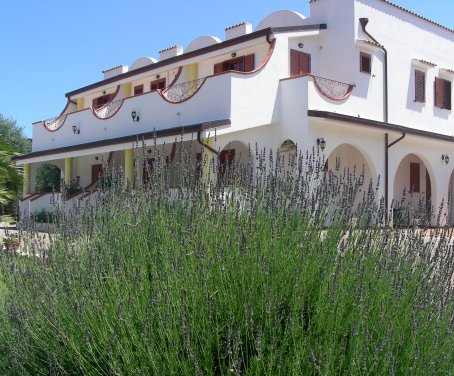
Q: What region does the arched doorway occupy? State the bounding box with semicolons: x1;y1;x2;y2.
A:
219;141;253;185
324;143;376;219
392;154;432;227
278;139;297;172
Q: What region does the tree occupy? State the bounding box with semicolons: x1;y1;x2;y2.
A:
0;113;31;154
35;163;61;192
0;146;21;207
0;113;29;213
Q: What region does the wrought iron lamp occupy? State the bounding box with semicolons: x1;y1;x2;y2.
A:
72;124;80;134
131;110;140;122
442;154;450;165
317;137;326;151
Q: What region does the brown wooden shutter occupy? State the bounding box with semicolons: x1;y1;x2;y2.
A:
290;50;311;76
219;149;235;179
301;53;310;74
410;162;420;193
244;54;255;72
425;169;431;207
214;63;223;74
444;80;452;110
435;77;445;108
134;85;144;95
360;52;371;74
290;50;300;76
414;70;425;103
91;164;103;183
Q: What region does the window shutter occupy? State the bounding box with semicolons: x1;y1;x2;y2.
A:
410;162;420;193
244;54;255;72
414;70;425;103
134;85;144;95
214;63;223;74
443;80;452;110
435;77;445;108
290;50;300;76
425;169;431;206
360;52;371;74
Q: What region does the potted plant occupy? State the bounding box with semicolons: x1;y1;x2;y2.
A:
2;234;20;251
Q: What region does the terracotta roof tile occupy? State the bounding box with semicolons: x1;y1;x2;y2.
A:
225;22;247;31
359;39;382;47
382;1;453;33
159;45;179;53
102;65;124;73
310;0;453;34
414;59;437;67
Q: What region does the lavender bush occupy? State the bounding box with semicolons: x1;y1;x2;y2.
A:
0;143;452;375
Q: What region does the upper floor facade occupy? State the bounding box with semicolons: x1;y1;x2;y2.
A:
30;0;454;153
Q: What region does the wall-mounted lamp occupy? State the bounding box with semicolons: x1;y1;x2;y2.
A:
231;52;237;58
442;154;450;165
155;74;160;79
95;156;99;161
317;137;326;151
131;109;140;122
102;90;107;95
72;124;80;134
298;42;304;48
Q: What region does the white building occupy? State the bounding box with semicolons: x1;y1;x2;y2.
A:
15;0;454;225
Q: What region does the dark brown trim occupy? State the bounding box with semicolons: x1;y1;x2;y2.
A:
13;119;231;161
197;132;219;156
65;24;327;98
308;110;454;143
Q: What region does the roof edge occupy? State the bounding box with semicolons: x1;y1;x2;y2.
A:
65;24;327;98
308;110;454;142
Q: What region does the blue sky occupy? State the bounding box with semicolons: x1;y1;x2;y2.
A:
0;0;453;139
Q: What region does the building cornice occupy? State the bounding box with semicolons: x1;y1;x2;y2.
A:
308;110;454;143
13;119;230;162
65;24;327;98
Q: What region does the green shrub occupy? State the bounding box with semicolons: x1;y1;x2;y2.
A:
32;209;55;223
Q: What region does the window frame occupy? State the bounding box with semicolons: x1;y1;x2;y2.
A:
150;78;166;91
434;77;452;110
134;84;144;95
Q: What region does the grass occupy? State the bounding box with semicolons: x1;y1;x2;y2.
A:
0;145;452;375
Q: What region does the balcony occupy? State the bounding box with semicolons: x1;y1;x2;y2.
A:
31;74;233;152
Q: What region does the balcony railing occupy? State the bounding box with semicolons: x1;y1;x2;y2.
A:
162;78;206;103
43;114;67;131
93;99;124;119
312;75;354;100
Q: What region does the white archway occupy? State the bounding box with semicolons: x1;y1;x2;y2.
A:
392;153;433;227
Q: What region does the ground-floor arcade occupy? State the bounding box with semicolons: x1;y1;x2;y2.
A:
15;113;454;227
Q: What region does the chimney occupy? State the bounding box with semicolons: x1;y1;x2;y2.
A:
225;22;252;40
159;45;183;60
102;65;129;80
